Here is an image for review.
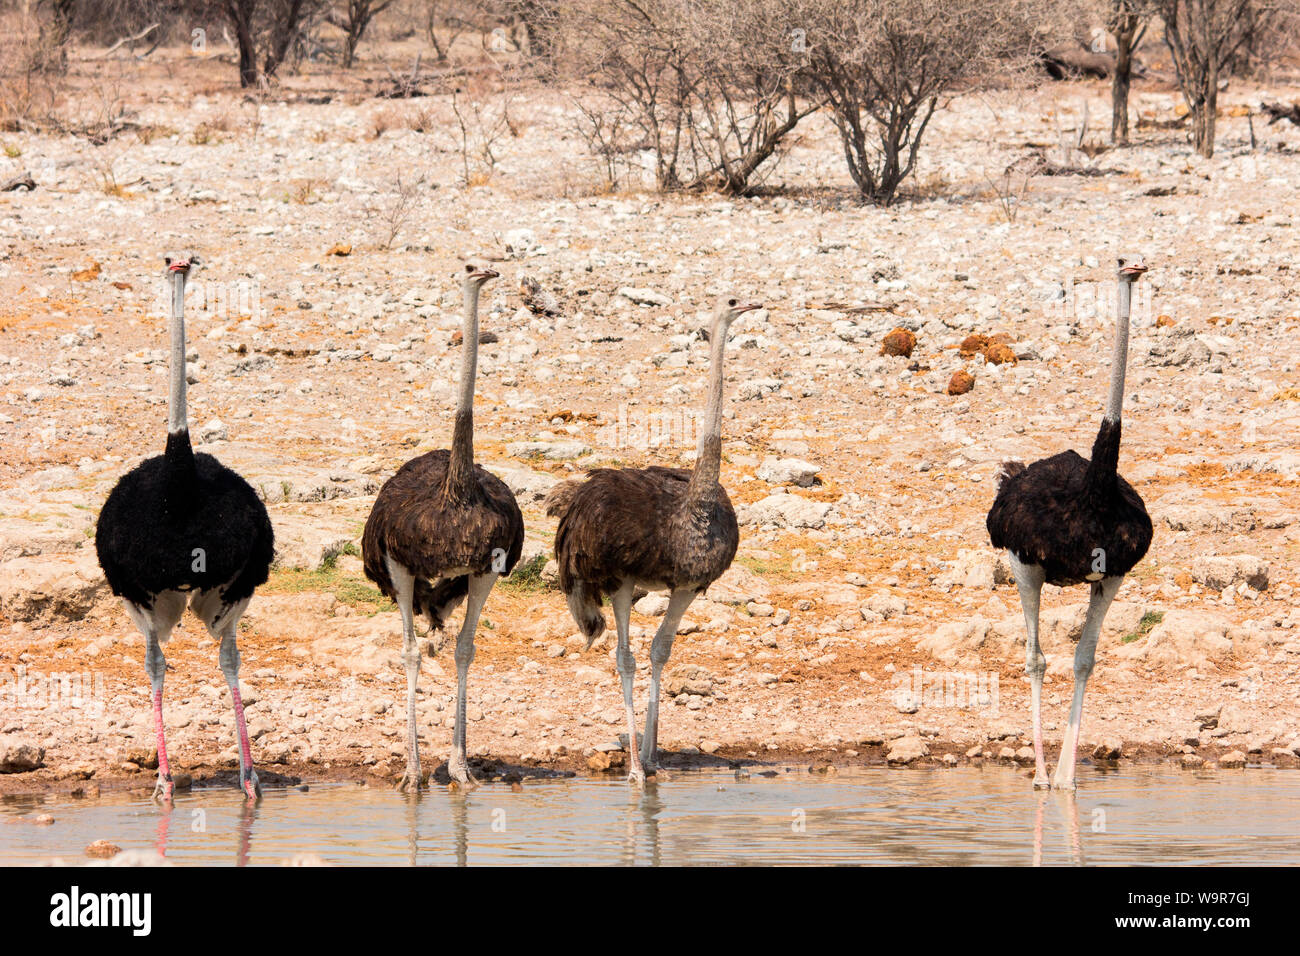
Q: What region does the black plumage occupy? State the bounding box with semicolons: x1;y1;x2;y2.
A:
985;255;1151;792
93;252;273;802
987;419;1152;585
96;430;274;614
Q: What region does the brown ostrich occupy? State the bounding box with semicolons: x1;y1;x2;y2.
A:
362;262;523;790
545;296;760;783
986;255;1153;791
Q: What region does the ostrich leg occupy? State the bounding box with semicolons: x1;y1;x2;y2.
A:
388;559;423;792
610;581;644;784
449;572;496;786
219;622;260;800
124;594;185;803
1010;556;1050;789
1053;576;1122;790
641;588;696;774
144;633;174;802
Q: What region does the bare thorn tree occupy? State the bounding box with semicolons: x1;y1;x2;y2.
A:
1157;0;1272;157
801;0;1057;205
1108;0;1151;144
340;0;396;68
558;0;815;195
221;0;323;88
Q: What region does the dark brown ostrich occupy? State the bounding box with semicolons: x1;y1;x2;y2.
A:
362;263;523;790
545;296;760;783
986;255;1153;791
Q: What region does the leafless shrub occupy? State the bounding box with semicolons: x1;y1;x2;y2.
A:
570;94;641;191
288;176;325;203
556;0;814;195
424;0;473;62
368;103;406;139
0;12;65;131
799;0;1059;205
445;65;518;186
985;158;1035;223
362;170;428;249
63;57;132;143
1220;0;1300;78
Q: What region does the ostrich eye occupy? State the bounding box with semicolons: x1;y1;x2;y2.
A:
728;298;736;307
164;257;172;266
466;264;474;273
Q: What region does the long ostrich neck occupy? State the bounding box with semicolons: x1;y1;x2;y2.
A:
687;314;729;497
1087;275;1135;489
168;271;188;434
163;269;197;504
445;282;480;496
1105;276;1133;423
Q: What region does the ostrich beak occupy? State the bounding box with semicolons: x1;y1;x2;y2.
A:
736;302;763;314
1119;263;1148;277
471;268;499;281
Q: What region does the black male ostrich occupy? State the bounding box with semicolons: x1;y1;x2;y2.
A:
987;255;1153;791
362;262;523;790
545;296;760;783
95;253;274;802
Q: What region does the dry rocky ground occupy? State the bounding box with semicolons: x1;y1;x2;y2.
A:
1;46;1298;796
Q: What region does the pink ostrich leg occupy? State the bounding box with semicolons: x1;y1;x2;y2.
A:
229;684;258;799
152;686;174;801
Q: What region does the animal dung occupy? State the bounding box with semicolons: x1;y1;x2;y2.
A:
983;343;1018;366
71;261;102;282
880;328;917;357
947;370;975;395
959;331;1018;365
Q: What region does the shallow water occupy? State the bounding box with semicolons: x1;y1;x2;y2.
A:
3;766;1297;865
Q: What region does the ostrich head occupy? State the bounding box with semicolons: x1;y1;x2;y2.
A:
460;260;499;289
715;295;763;331
163;252;201;278
1117;254;1148;280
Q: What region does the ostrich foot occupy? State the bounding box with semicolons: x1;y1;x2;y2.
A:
396;766;425;793
448;758;479;788
152;774;175;803
639;750;662;779
1051;771;1077;792
627;766;646;786
240;768;262;801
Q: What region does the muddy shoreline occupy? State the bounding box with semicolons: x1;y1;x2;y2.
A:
2;739;1291;800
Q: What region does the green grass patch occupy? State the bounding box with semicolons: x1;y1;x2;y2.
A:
498;553;553;594
266;561;393;614
1122;610;1164;644
736;554;795;577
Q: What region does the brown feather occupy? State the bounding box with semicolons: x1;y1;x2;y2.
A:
363;449;523;627
548;466;738;635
